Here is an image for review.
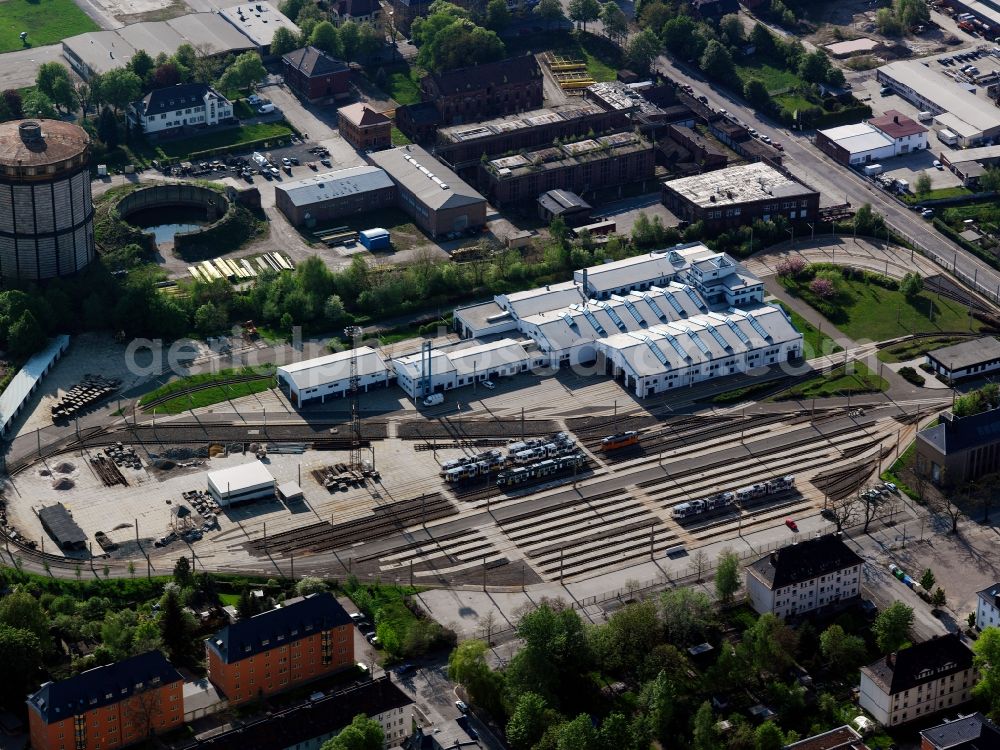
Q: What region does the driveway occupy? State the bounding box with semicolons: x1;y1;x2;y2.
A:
262;83;365;171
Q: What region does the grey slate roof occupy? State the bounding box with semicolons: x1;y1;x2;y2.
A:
919;407;1000;454
38;503;86;547
276;166;394;207
748;534;862;590
927;336;1000;370
921;714;1000;750
426;54;541;96
784;726;866;750
368;144;486;211
862;634;973;695
206;592;352;665
28;651;182;724
538;189;591;214
133;83;223;118
281;46;348;78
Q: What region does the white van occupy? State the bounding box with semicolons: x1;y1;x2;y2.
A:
258;103;276;114
938;128;959;146
422;393;444;407
917;111;933;122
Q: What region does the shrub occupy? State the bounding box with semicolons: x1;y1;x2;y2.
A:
809;277;837;299
898;366;926;387
775;256;807;278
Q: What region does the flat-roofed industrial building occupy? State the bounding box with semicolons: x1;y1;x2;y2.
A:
276;346;394;405
206;460;276;505
274;166;396;227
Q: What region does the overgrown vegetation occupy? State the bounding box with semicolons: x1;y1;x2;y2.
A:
953;382;1000;418
772;360;888;400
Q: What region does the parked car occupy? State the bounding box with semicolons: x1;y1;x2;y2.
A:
455;700;469;714
349;612;363;621
772;141;784;151
320;157;332;167
281;157;291;167
481;380;496;390
922;208;934;218
785;518;798;531
933;159;943;169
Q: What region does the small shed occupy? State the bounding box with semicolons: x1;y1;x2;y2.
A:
277;481;304;502
537;190;593;226
359;228;390;251
206;460;276;506
38;503;87;550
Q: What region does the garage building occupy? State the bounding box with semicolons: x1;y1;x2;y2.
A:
815;123;895;166
277;346;394;405
38;502;87;550
274;166;396;227
368;145;487;237
207;461;276;505
393;339;544;398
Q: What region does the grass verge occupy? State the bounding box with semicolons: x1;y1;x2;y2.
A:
155;123;294;160
0;0;97;52
773;301;842;357
140;366;275;414
772;360;888;401
876;335;969;363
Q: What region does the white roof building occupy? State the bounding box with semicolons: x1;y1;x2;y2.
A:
877;61;1000;146
276;346;393;406
572;244;717;299
597;305;803;397
816;123;895;164
393;339;543;398
206;460;276;506
218;2;301;49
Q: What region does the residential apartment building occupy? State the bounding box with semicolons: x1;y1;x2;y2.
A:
745;534;863;618
859;634;976;727
128;83;233;137
205;592;354;705
337;103;392;151
28;651;184;750
976;583;1000;630
480;131;655;206
329;0;380;26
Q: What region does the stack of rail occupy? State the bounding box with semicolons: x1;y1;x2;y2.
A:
90;454;128;487
51;375;121;421
313;226;358;246
312;462;373;491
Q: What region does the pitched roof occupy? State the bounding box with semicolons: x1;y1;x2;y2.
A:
334;0;378;17
538;189;591;215
134;83;224;118
748;534;863;590
28;651;182;724
921;714;1000;750
338;103;390;128
38;503;86;547
869;109;928;139
918;406;1000;455
206;592;352;664
785;726;867;750
926;336;1000;370
276;166;394;207
425;54;541;96
281;46;349;78
979;582;1000;603
862;634;974;695
368;144;486;211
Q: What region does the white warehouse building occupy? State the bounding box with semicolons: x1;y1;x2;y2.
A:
393;338;546;398
276;346;394;406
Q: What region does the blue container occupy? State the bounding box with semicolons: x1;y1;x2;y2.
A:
359;228;390;251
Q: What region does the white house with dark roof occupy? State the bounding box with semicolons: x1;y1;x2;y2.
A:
745;533;863;618
860;634;975;727
977;583;1000;630
129;83;233;136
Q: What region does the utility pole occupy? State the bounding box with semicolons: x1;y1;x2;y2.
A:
345;326;364;470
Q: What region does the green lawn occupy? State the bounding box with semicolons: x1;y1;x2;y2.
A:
773;360;888;401
390;126;411;146
782;272;983;342
155;122;293;159
876;335;969;363
140;366;276;414
218;592;240;607
384;68;422;106
881;436;920;501
902;186;973;205
736;63;804;93
773;93;815;113
773;301;841;358
0;0;97;52
572;33;620;82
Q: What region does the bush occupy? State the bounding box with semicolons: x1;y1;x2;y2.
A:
775;256;807;278
898;366;926;386
809;276;837;299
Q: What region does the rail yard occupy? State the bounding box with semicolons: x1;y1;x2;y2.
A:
0;379;948;587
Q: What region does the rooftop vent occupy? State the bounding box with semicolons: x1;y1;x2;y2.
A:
19;121;42;144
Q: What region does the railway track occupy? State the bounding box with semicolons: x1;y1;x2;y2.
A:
397;418;559;441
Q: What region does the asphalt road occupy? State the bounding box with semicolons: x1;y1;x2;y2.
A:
652;54;1000;305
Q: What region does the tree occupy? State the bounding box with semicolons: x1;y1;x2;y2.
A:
310;21;343;57
641;671;674;744
568;0;601;30
218;51;267;93
36;62;71;100
236;586;259;619
22;90;57;119
920;568;936;591
973;627;1000;718
507;692;554;750
700;40;735;82
692;701;718;750
556;713;598;750
873;601;913;654
819;624;867;671
534;0;566;29
128;49;155;82
900;271;924;300
719;13;744;46
598;600;660;675
97;106;121;148
876;7;903;35
506;602;592;709
270;25;299;56
798;50;829;84
824;493;859;532
0;625;42;704
154;62;182;88
172;556;193;588
0;590;52;653
626;28;661;74
663;16;706;61
2;89;23;119
50;76;77;113
979;166;1000;192
715;549;741;605
448;640;505;717
296;576;327;596
320;714;383;750
755;721;784;750
8;309;45;357
744;78;770;108
915;172;932;197
99;68;143;113
660;587;715;646
194;302;227;336
484;0;511;30
158;588;195;664
749;22;776;58
744;613;798;676
932;587;947;609
600;2;627;45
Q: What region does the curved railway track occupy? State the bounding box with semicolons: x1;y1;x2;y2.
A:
139;374;276;411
